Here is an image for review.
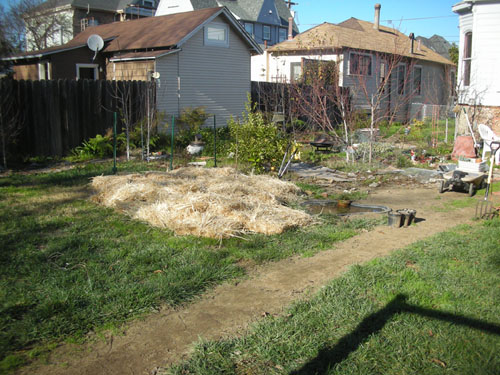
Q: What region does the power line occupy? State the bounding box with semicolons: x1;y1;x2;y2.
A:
382;15;456;22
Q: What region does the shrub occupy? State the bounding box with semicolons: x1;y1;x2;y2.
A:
70;134;113;161
199;126;231;157
228;101;289;173
175;107;211;148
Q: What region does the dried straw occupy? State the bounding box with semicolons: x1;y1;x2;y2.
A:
90;167;312;239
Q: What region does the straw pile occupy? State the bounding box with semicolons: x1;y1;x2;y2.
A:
91;167;313;239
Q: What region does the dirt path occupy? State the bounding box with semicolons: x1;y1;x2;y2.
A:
20;186;487;375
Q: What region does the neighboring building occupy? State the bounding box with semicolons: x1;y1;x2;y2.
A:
264;4;455;122
452;0;500;136
416;35;453;61
156;0;298;46
155;0;298;81
24;0;158;51
7;7;262;125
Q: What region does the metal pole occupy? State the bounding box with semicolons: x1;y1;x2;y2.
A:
445;118;448;144
170;115;174;171
113;112;117;174
213;115;217;167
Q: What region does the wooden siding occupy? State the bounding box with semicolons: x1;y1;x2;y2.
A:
107;60;155;81
12;46;107;81
458;3;500;106
156;15;251;126
13;64;39;80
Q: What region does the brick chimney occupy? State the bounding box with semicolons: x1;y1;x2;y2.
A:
373;3;381;30
288;17;293;40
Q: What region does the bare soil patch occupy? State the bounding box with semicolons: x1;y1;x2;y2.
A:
19;184;491;375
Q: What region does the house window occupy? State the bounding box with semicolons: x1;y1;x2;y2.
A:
76;64;98;80
38;61;51;80
379;61;386;93
397;64;406;95
88;18;99;27
463;31;472;86
263;25;271;40
413;66;422;96
204;23;229;47
244;22;254;36
80;18;89;31
278;28;287;43
349;53;372;75
143;0;154;6
290;62;302;81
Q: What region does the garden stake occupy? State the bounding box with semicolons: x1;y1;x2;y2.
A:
476;141;500;219
213;115;217;167
112;112;117;174
170;115;175;171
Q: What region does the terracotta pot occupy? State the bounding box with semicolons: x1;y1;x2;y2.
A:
337;199;352;208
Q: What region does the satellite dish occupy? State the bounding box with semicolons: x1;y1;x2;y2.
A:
87;34;104;61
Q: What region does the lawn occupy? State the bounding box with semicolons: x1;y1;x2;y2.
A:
0;161;378;372
170;220;500;375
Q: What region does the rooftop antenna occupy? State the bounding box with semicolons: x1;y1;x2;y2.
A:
87;34;104;61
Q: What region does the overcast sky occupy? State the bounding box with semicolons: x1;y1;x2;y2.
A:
0;0;461;44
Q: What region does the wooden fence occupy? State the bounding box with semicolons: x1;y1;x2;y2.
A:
0;78;152;158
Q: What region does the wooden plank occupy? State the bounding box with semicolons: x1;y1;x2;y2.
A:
49;80;63;156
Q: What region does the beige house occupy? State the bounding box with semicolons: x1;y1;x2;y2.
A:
263;4;455;122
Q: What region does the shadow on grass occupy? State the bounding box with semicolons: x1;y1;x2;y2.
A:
291;294;500;375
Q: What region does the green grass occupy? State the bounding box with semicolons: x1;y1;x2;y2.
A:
0;161;378;373
170;220;500;375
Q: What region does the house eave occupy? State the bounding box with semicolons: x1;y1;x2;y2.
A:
109;49;181;62
2;37;115;62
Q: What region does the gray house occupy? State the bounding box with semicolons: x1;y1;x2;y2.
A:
9;7;262;125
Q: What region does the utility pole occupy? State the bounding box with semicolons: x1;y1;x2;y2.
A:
285;1;298;10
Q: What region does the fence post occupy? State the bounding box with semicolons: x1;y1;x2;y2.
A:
170;115;175;171
113;112;117;174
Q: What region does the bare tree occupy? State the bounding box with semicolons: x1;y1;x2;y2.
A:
344;46;419;163
285;57;354;161
4;0;72;52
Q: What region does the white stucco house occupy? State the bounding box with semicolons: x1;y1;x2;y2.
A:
452;0;500;135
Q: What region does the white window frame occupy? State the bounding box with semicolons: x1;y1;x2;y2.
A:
204;22;229;47
462;31;472;87
38;61;51;80
290;62;302;82
348;52;372;76
76;63;99;80
413;65;422;96
80;18;89;32
263;25;271;41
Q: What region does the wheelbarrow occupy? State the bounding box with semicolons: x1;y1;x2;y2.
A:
439;169;487;197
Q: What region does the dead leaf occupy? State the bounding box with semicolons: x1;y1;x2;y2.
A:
431;358;446;368
261;312;270;317
153;270;163;274
428;329;434;337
